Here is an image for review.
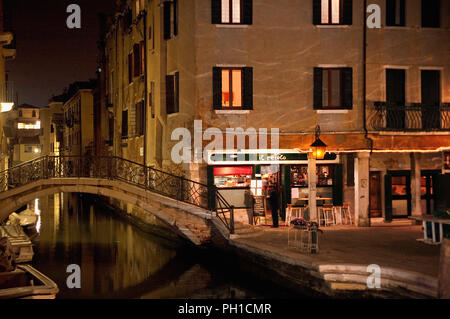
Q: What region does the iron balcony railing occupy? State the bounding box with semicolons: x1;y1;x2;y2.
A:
368;102;450;132
0;156;235;234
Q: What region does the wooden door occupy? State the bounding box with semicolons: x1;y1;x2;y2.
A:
370;171;382;218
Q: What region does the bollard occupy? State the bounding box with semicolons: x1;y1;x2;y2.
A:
439;237;450;299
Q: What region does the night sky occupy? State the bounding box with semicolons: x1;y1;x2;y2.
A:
7;0;115;107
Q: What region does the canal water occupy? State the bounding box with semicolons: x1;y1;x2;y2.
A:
30;193;301;299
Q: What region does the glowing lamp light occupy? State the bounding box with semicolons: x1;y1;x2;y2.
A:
0;102;14;113
310;125;327;160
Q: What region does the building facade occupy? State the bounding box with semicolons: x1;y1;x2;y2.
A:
0;0;15;171
61;81;96;157
103;0;450;226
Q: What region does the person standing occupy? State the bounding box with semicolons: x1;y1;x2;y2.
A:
269;187;280;228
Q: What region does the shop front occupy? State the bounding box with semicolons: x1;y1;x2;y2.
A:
207;150;342;225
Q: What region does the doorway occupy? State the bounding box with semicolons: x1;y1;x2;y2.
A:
370;171;382;218
421;170;439;215
385;171;411;221
386;69;406;129
421;70;441;130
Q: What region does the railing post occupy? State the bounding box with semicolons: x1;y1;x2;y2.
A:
230;206;235;234
178;176;184;201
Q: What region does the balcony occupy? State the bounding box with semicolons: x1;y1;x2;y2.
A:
368;102;450;132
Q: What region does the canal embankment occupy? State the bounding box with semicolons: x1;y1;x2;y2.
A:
211;223;441;298
85;195;442;299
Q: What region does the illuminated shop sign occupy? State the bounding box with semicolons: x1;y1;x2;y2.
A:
209;151;339;165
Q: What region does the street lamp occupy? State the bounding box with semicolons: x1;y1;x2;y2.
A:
310;125;327;160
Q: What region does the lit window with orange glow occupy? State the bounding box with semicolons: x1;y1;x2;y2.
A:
18;121;41;130
221;69;242;108
221;0;241;24
321;0;341;24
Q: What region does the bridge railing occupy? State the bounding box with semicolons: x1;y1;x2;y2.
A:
0;156;235;234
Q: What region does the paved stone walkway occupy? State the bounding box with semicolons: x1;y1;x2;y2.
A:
233;225;441;277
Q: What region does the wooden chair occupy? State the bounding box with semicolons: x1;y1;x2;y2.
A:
319;204;334;226
332;206;343;225
341;203;353;225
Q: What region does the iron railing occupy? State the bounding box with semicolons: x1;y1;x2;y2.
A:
368;102;450;132
0;156;235;234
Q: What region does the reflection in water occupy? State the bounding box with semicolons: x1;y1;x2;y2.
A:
31;193;301;299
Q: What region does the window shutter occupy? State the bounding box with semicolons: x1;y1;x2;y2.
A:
128;53;133;83
133;44;140;77
312;0;321;25
164;2;171;40
346;153;355;186
140;41;145;75
122;110;128;138
313;67;323;109
342;68;353;109
343;0;353;25
399;0;406;26
422;0;440;28
386;0;395;26
175;72;180;113
243;0;253;25
243;67;253;110
385;175;393;222
333;165;343;206
212;67;222;109
166;75;175;114
211;0;221;24
173;0;178;36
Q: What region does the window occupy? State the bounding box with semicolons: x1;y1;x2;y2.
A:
164;1;178;40
122;110;128;138
135;101;145;136
222;69;242;108
422;0;440;28
314;67;353;109
386;0;405;26
32;110;36;118
18;121;41;130
25;146;33;153
213;67;253;110
211;0;252;25
313;0;352;25
166;72;179;114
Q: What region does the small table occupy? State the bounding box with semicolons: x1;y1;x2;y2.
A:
409;216;450;245
288;226;319;253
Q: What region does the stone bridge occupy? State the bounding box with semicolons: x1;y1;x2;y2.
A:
0;156;234;245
